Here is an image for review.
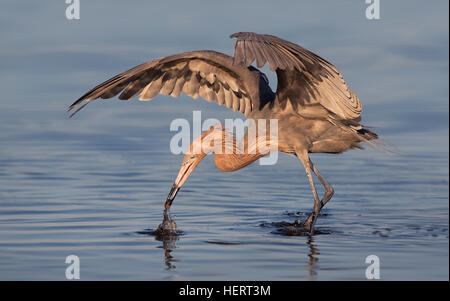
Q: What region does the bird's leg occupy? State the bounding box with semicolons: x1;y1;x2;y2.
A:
310;159;334;207
296;149;321;232
303;160;334;228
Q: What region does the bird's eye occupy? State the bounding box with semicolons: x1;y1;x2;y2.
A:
190;155;195;159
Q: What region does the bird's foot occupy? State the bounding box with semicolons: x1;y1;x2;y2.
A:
302;213;317;233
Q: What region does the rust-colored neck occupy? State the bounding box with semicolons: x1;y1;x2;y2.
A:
214;152;264;172
201;126;276;172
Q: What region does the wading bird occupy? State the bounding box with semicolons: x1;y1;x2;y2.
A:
69;32;377;231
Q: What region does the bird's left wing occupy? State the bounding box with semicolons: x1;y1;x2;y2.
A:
69;50;264;117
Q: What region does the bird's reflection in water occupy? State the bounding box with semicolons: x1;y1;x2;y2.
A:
259;220;325;280
155;209;182;270
137;209;182;270
305;235;319;281
155;231;179;270
143;212;326;273
275;226;322;280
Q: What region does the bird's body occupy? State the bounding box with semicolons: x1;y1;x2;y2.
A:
70;32;377;232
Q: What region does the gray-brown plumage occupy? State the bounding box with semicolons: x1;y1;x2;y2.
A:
70;32;377;232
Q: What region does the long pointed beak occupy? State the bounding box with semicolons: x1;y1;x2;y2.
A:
165;183;180;209
164;160;196;209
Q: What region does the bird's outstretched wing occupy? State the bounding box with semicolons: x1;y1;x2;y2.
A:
230;32;362;120
69;50;265;117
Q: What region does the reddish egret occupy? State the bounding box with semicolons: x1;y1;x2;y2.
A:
70;32;377;231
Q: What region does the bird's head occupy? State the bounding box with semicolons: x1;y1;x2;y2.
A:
165;124;224;208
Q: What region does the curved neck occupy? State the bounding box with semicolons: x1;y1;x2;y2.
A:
214;152;263;172
204;126;277;172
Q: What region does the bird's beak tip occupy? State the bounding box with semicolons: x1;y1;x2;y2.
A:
164;183;179;209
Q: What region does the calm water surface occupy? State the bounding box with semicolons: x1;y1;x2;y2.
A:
0;1;448;281
0;102;447;280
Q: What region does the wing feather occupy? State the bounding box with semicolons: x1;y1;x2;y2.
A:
251;40;266;68
216;86;225;105
139;74;164;100
159;73;178;95
223;87;233;109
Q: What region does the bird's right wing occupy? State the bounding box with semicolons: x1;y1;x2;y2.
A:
230;32;362;121
69;50;264;117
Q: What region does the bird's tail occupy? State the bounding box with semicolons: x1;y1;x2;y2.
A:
356;126;395;153
331;117;392;153
357;127;378;140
